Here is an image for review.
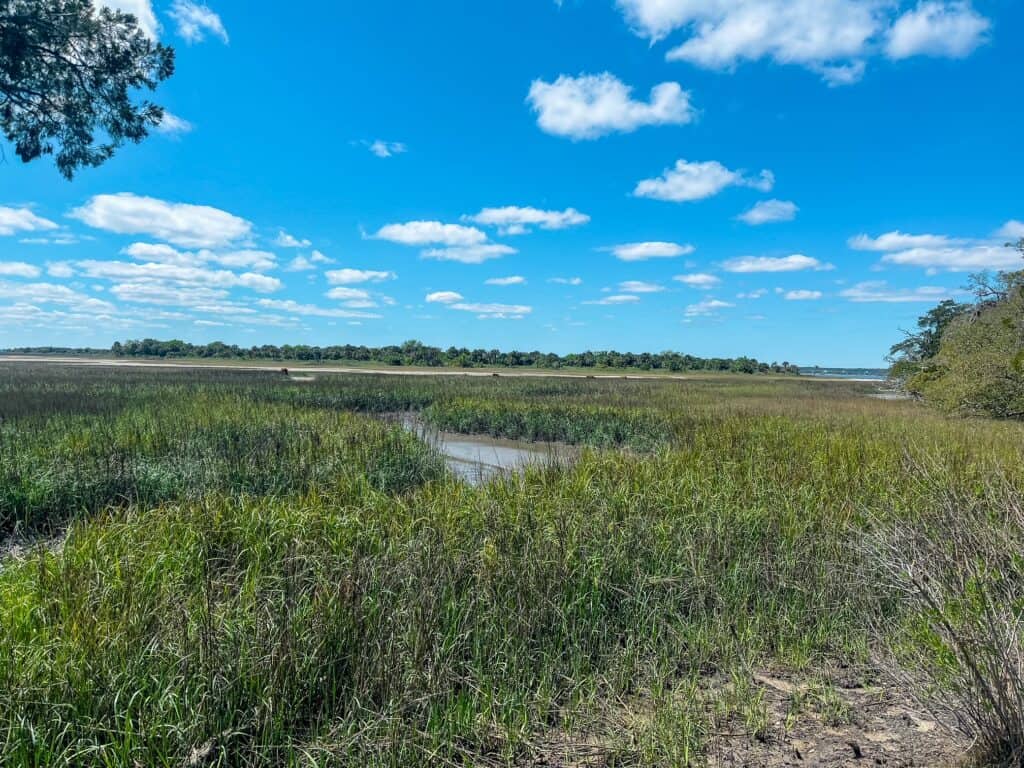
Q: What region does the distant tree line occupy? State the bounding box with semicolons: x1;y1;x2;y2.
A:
21;338;805;374
889;238;1024;419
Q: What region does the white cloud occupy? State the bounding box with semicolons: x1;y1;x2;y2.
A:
285;251;332;272
685;297;734;317
848;231;961;251
527;73;696;140
372;221;487;247
120;243;276;272
674;273;721;289
618;280;665;293
156;111;193;135
426;291;464;304
485;276;527;286
785;289;823;300
367;140;407;158
606;241;695;261
75;260;281;293
169;0;229;43
422;244;517;264
70;193;252;249
886;1;989;59
449;302;532;319
723;254;833;273
584;294;641;305
465;206;590;235
549;277;583;285
275;231;312;248
881;245;1021;272
738;199;798;225
325;286;371;301
840;281;957;303
0;262;42;279
634;159;774;203
997;220;1024;240
326;268;397;285
100;0;159;38
0;280;115;312
257;299;379;319
614;0;991;84
737;288;769;299
0;206;58;236
47;262;75;278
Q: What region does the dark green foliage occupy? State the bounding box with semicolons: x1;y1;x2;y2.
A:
0;0;174;178
87;337;804;374
890;242;1024;419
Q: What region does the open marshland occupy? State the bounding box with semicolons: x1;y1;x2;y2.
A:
2;363;1023;766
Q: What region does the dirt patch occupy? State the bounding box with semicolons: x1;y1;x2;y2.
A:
526;669;967;767
705;670;966;768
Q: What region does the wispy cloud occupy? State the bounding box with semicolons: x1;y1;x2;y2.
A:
604;241;695;261
723;254;833;273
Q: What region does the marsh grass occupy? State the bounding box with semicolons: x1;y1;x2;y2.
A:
1;364;1023;765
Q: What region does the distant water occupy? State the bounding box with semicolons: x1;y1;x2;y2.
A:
800;368;889;382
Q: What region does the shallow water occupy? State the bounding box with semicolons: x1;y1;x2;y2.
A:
395;416;568;485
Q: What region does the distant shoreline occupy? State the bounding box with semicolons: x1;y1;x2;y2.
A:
0;355;884;383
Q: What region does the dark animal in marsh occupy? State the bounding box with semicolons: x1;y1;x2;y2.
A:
281;368;290;377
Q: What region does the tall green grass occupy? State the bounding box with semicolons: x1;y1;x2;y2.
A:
1;364;1023;765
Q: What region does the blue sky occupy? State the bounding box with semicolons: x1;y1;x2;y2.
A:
2;0;1022;366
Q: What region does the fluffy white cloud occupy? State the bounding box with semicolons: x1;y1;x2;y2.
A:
325;286;371;301
886;2;989;59
465;206;590;235
275;231;312;248
738;199;798;225
75;260;281;292
156;112;193;135
367;140;407;158
848;231;961;251
634;159;774;203
71;194;252;249
606;241;695;261
674;273;721;289
372;221;487;247
549;277;583;285
685;297;734;317
997;220;1024;240
0;280;114;312
257;299;379;319
327;268;397;285
0;206;58;236
422;244;517;264
881;245;1021;272
169;0;229;43
120;243;276;272
584;294;641;305
485;276;527;286
614;0;990;84
723;254;832;273
785;289;823;300
286;251;333;271
0;262;42;278
100;0;159;38
527;73;696;140
618;281;664;293
426;291;464;304
840;281;956;302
